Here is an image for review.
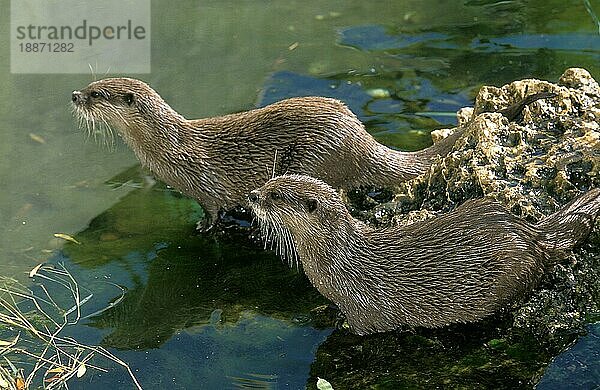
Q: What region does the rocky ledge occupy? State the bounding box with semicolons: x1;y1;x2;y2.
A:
362;68;600;345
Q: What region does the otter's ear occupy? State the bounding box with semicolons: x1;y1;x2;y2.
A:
305;198;318;213
124;93;134;106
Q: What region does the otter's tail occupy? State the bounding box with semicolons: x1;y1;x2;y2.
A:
537;188;600;252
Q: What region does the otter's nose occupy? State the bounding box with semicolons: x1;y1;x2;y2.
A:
71;91;83;104
248;191;259;203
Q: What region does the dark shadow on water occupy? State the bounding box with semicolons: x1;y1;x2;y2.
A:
309;319;552;389
62;167;328;351
85;235;328;350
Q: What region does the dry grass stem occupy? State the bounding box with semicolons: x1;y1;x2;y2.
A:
0;264;142;389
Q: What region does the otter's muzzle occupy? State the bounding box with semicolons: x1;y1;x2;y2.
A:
71;91;85;105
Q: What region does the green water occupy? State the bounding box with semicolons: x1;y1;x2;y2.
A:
1;0;599;388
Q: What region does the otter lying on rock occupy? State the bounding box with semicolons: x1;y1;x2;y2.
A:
71;78;551;230
248;174;600;335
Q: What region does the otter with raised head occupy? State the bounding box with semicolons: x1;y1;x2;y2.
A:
248;174;600;335
71;78;551;230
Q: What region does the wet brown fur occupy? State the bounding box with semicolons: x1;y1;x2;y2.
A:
248;174;600;335
72;78;464;228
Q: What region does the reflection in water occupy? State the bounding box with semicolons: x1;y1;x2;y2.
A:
309;321;552;389
339;25;451;51
537;322;600;389
58;168;330;388
261;70;462;151
473;33;600;52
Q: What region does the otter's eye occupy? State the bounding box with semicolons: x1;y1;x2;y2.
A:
305;198;318;213
269;191;281;201
124;93;134;106
90;91;101;98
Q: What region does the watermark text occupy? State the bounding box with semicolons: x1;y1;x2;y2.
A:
11;0;151;74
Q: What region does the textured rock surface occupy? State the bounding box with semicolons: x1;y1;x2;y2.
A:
360;68;599;224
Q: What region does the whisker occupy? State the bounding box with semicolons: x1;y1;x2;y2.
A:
72;106;118;151
88;63;96;81
271;149;278;179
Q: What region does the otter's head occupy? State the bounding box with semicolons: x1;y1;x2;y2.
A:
71;78;182;147
248;174;352;267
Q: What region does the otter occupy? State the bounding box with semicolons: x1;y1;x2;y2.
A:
71;77;552;230
247;174;600;335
